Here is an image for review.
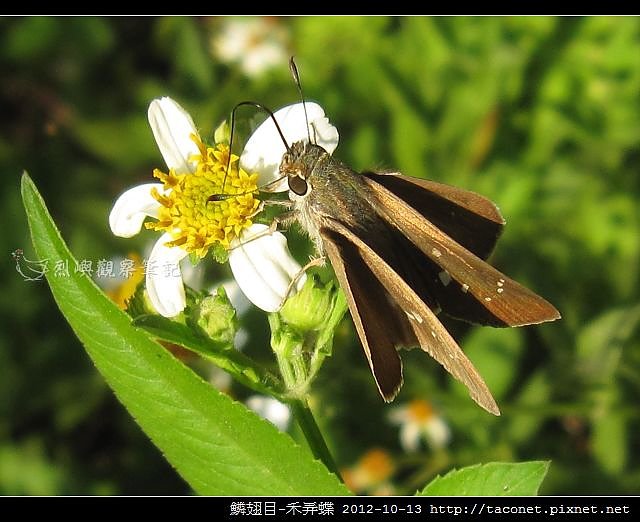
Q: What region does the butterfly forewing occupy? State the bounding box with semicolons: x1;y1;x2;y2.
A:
350;209;513;327
364;175;561;327
363;172;505;260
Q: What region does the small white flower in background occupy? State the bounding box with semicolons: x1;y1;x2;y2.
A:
209;366;233;394
210;17;290;78
341;448;396;496
246;395;291;431
109;97;337;317
388;399;451;453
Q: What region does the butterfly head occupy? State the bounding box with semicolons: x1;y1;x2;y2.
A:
281;141;329;197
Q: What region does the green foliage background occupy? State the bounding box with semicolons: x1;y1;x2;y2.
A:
1;16;639;494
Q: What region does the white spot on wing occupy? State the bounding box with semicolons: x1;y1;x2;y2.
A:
497;288;504;294
484;297;492;302
461;283;469;293
431;248;442;258
406;311;424;324
438;271;451;287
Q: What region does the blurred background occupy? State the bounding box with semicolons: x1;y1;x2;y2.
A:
1;16;639;495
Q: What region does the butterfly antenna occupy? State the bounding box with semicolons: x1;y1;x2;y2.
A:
210;101;291;203
289;56;313;144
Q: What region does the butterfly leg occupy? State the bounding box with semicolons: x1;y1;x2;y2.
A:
277;255;327;309
225;206;301;252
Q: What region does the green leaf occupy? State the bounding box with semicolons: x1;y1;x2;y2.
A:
133;314;282;399
419;461;550;496
20;172;349;496
0;440;67;495
576;305;640;385
508;371;552;444
451;327;523;402
154;17;214;95
592;396;628;475
71;114;156;169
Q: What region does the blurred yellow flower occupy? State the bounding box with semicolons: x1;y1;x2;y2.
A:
342;448;396;495
104;253;144;310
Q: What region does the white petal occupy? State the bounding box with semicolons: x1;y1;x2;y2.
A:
228;224;306;312
219;279;251;316
246;395;291;431
148;97;200;173
399;423;422;453
241;43;286;77
209;366;233;392
387;407;410;425
109;183;164;238
146;234;188;317
233;328;249;351
180;260;204;290
424;417;451;450
240;102;339;190
211;19;254;61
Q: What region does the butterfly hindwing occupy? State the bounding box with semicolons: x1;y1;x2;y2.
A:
321;228;409;401
321;220;501;416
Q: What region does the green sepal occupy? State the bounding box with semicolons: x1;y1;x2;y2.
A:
210;242;229;264
214;119;231;145
269;275;348;397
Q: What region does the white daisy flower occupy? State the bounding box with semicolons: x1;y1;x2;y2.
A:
245;395;291;431
210;17;290;78
388;399;451;453
109;97;338;317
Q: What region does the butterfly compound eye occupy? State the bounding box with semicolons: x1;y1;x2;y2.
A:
288;175;308;196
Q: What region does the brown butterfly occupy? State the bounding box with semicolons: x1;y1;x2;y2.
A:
227;60;560;416
275;60;561;415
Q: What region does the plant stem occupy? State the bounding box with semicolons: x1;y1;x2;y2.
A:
291;398;342;481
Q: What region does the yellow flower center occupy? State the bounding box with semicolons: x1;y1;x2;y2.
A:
407;399;435;422
342;448;395;493
358;448;395;482
146;136;260;258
